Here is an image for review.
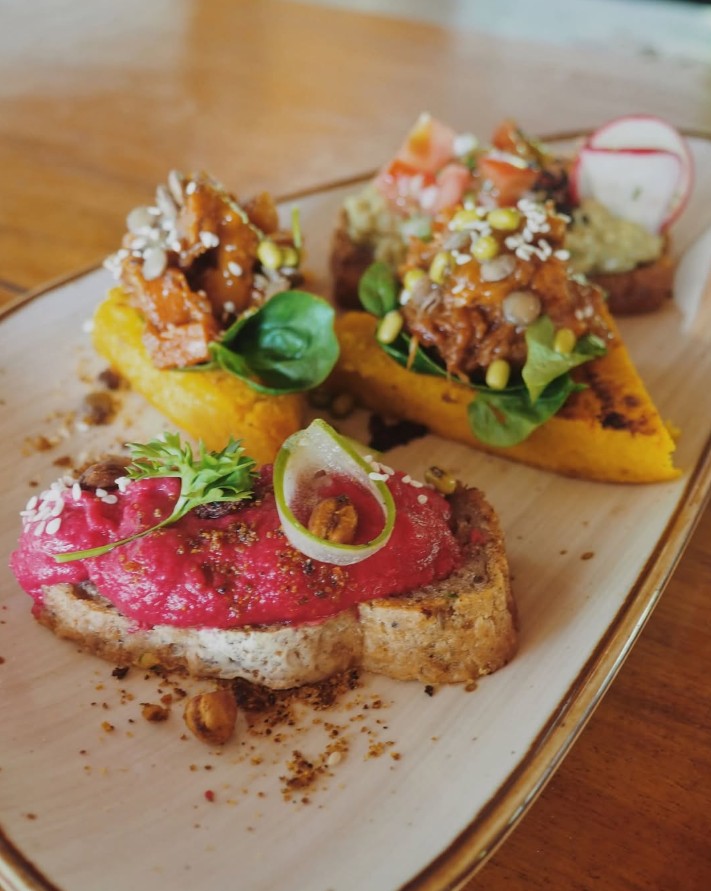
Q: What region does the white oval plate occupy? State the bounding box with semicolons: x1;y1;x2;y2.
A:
1;137;711;891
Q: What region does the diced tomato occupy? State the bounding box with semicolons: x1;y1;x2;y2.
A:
431;162;472;212
374;159;436;206
478;155;539;206
397;113;458;174
491;119;521;154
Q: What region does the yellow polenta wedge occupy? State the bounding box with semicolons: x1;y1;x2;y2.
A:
330;310;679;483
93;288;303;464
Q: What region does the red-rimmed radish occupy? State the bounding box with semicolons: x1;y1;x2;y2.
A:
572;146;683;233
583;115;693;229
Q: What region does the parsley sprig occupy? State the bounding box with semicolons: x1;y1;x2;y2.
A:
54;433;257;563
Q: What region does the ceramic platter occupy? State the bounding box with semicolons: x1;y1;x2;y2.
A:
1;137;711;891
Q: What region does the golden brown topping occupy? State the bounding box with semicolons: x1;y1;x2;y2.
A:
183;689;238;746
398;199;610;377
105;171;302;371
307;495;358;544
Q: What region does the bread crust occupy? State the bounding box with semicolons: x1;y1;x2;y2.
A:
33;488;516;688
590;245;675;315
329;310;678;483
92;288;304;463
329;210;376;310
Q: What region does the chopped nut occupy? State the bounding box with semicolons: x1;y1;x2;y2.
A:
141;703;170;722
307;495;358;544
184;689;238;746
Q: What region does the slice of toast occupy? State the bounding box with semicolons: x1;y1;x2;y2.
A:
328;308;679;484
92;287;304;464
33;487;517;688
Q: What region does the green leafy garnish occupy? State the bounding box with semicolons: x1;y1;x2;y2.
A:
358;261;399;317
467;375;584;448
204;290;340;394
54;433;257;563
380;332;451;377
522;316;607;402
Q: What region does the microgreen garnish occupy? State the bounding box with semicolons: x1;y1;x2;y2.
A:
54;433;257;563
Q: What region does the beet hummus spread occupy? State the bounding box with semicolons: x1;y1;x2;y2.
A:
11;467;463;629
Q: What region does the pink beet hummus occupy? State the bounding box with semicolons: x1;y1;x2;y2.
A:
10;467;463;629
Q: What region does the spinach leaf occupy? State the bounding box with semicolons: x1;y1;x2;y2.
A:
205;290;339;395
522;315;606;403
358;262;398;317
467;375;584;448
380;331;450;378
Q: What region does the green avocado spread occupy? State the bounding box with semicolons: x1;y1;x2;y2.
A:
565;199;663;276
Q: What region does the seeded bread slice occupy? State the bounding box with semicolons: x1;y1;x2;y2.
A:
33;487;517;689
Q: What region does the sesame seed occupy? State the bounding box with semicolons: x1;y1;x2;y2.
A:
417;494;428;505
46;517;62;536
227;261;243;277
101;494;118;505
95;488;108;498
368;472;389;482
199;231;220;249
72;483;82;500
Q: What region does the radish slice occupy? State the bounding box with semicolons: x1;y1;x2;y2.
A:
273;419;396;566
572;146;682;233
586;115;693;228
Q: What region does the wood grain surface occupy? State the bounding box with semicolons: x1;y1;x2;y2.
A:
1;2;710;889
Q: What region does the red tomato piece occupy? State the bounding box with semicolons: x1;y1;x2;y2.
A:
478;156;539;206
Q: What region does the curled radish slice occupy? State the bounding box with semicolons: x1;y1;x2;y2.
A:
572;146;683;233
273;419;396;566
583;115;693;230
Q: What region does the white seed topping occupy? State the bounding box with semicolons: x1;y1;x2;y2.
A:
417;493;428;505
167;169;185;204
142;246;168;281
46;517;62;535
480;254;516;282
126;206;155;235
199;230;220;249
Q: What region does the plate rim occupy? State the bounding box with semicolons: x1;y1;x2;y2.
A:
2;129;711;891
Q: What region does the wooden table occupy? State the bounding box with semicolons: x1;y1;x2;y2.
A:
2;1;710;888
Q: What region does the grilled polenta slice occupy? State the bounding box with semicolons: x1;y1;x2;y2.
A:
329;309;679;483
93;287;303;463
